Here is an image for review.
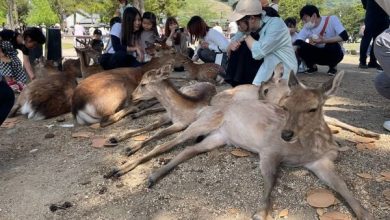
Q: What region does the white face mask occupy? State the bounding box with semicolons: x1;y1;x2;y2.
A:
304;21;315;29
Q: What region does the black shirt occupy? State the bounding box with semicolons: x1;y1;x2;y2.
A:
0;29;30;55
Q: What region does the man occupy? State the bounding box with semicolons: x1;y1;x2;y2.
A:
359;0;389;70
226;0;297;86
373;0;390;131
294;5;348;76
0;27;46;89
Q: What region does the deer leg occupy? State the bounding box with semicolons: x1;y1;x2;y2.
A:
147;133;225;188
8;103;20;118
124;122;188;156
305;158;374;220
106;114;171;146
100;105;140;127
324;116;380;139
104;110;223;179
253;154;281;220
130;106;165;119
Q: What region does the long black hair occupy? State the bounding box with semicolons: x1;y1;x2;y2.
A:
121;7;142;47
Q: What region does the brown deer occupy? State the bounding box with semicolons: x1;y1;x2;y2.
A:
175;53;225;84
74;47;103;78
63;58;82;78
106;72;373;220
8;60;78;120
71;48;177;126
105;64;217;156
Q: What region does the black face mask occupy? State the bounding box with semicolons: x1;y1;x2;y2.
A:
250;22;265;41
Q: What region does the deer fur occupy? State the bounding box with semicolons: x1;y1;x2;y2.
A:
107;71;373;220
176;53;225;85
9;61;78;120
105;64;217;156
63;58;82;78
74;47;103;78
71;48;176;126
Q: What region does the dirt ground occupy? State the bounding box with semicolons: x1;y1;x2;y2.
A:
0;55;389;220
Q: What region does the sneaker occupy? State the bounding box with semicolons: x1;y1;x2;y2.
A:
306;66;318;74
358;63;368;69
327;67;337;76
384;120;390;132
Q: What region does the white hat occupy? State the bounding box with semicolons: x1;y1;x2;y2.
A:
229;0;263;22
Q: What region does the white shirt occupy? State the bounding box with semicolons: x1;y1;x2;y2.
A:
106;23;122;54
74;24;85;36
213;25;223;34
297;15;346;48
228;22;238;35
269;3;279;12
193;28;230;60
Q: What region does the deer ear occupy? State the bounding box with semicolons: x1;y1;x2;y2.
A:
273;63;284;80
159;64;172;78
288;72;300;88
321;71;344;97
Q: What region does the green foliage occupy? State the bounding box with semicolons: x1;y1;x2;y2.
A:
26;0;59;26
145;0;186;18
279;0;325;22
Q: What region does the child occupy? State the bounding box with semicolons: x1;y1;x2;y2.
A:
90;29;104;53
140;11;158;62
284;17;298;44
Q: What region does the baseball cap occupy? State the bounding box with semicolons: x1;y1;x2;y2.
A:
93;29;102;35
229;0;263;22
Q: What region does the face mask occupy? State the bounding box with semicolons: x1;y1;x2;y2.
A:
304;21;315;29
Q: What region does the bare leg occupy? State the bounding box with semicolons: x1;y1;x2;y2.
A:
104;108;224;178
253;154;280;220
124;122;188;156
106;114;171;145
324;116;380;139
148;133;225;188
305;158;374;220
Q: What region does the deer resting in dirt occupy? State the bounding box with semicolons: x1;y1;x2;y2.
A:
72;48;177;126
175;53;225;84
105;64;217;156
107;71;374;220
8;60;78;120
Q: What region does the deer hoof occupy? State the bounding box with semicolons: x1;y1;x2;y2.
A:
103;168;120;179
147;176;156;188
104;137;119;147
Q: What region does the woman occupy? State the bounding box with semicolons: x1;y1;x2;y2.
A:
164;17;193;57
187;16;229;64
100;7;143;70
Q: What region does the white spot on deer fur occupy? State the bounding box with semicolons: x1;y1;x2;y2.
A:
20;102;33;115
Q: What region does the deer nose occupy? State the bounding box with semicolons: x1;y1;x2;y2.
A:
281;130;294;141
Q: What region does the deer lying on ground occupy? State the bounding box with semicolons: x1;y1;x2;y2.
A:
63;58;82;78
175;53;225;85
72;48;176;126
105;64;217;156
74;47;103;78
106;72;373;220
8;60;78;120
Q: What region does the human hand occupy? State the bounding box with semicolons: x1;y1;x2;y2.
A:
229;41;241;52
169;24;178;32
312;35;325;44
136;47;144;63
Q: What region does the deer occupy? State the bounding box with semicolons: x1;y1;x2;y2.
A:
71;46;177;126
74;47;103;78
105;64;217;156
105;71;373;220
63;58;82;78
8;60;78;120
175;53;225;85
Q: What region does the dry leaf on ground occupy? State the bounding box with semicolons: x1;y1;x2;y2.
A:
307;189;336;208
316;208;325;216
89;123;100;129
319;211;351;220
278;209;288;218
356;143;376;151
91;137;108;148
230;149;251;157
72;131;94;138
356;173;373;179
380;171;390;182
0;118;18;128
383;189;390;201
132;135;148;141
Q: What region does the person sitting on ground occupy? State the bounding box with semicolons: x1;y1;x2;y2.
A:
285;17;298;43
0;27;46;92
294;5;348;76
164;17;193;58
213;22;224;34
140;11;159;62
372;0;390;131
100;7;143;70
225;0;297;86
187;16;230;64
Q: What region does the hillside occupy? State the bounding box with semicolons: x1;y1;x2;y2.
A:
177;0;232;25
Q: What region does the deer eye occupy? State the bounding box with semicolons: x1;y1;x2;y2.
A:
308;108;317;113
263;88;269;96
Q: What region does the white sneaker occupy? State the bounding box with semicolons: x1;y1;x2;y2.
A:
383;120;390;131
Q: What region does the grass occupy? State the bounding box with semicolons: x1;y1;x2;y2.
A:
62;42;74;49
343;43;360;51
